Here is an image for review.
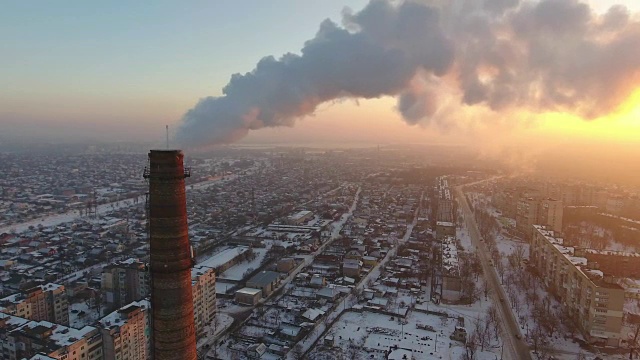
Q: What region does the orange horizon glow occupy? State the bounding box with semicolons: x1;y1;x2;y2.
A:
537;88;640;144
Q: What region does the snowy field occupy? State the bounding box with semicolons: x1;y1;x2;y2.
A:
310;308;505;360
197;313;234;349
219;248;268;281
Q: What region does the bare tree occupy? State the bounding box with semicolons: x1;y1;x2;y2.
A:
291;344;305;359
529;324;548;356
461;332;478;360
486;305;500;341
628;315;640;360
512;243;526;265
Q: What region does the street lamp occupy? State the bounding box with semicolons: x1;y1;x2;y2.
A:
434;333;438;352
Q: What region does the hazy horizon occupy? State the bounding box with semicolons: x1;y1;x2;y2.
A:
2;0;640;186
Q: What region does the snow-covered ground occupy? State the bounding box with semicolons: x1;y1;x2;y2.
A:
310;307;503;360
218;248;268;281
483;207;631;360
0;174;237;235
197;313;234;349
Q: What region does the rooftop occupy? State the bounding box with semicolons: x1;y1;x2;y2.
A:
236;287;262;296
248;271;280;287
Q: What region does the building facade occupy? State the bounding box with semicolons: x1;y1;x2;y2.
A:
98;300;150;360
517;198;563;237
101;259;149;312
0;284;69;326
530;225;624;346
574;249;640;279
0;313;102;360
191;265;217;337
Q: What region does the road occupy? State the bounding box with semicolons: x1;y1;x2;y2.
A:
205;185;361;359
455;184;531;360
294;190;423;358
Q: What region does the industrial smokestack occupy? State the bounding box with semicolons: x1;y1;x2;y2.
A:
144;150;197;360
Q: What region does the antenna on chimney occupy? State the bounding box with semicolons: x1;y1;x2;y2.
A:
166;125;169;149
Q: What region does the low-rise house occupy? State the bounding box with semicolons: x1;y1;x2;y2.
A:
246;271;281;297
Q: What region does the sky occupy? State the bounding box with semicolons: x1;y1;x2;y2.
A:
1;0;640;160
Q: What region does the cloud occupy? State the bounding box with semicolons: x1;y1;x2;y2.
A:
177;0;640;147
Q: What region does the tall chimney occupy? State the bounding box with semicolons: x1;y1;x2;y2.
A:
144;150;196;360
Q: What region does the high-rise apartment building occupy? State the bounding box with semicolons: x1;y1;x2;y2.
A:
538;198;563;233
0;313;102;360
98;300;150;360
0;284;68;326
530;225;624;346
516;198;563;237
101;259;149;312
191;265;217;337
435;176;456;239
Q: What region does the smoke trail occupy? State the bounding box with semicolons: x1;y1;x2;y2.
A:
177;0;640;146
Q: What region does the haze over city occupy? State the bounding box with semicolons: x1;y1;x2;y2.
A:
1;1;640;360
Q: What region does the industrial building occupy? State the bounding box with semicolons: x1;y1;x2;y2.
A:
235;288;262;305
246;271;281;297
530;225;624;346
286;210;314;225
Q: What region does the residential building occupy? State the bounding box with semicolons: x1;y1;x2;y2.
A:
0;284;68;326
191;265;217;337
342;259;361;278
574;249;640;279
530;225;624;346
435;176;456;239
538;198;563;232
98;300;150;360
516;198;563;237
0;313;102;360
441;236;461;302
101;258;149;312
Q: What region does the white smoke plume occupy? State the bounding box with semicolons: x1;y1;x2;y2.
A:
177;0;640;146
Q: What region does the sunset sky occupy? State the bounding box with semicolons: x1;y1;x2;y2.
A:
1;0;639;150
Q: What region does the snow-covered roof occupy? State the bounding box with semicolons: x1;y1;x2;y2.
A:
98;299;149;330
198;246;249;269
302;308;325;321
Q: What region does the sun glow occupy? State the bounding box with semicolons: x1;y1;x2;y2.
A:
539;88;640;143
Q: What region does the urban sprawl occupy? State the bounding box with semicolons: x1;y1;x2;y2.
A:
1;146;639;360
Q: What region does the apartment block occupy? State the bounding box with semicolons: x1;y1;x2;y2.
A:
0;313;102;360
0;284;69;326
516;198;563;237
191;265;217;337
530;225;624;346
435;176;456;239
98;300;150;360
101;258;149;312
574;248;640;279
441;236;461;302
